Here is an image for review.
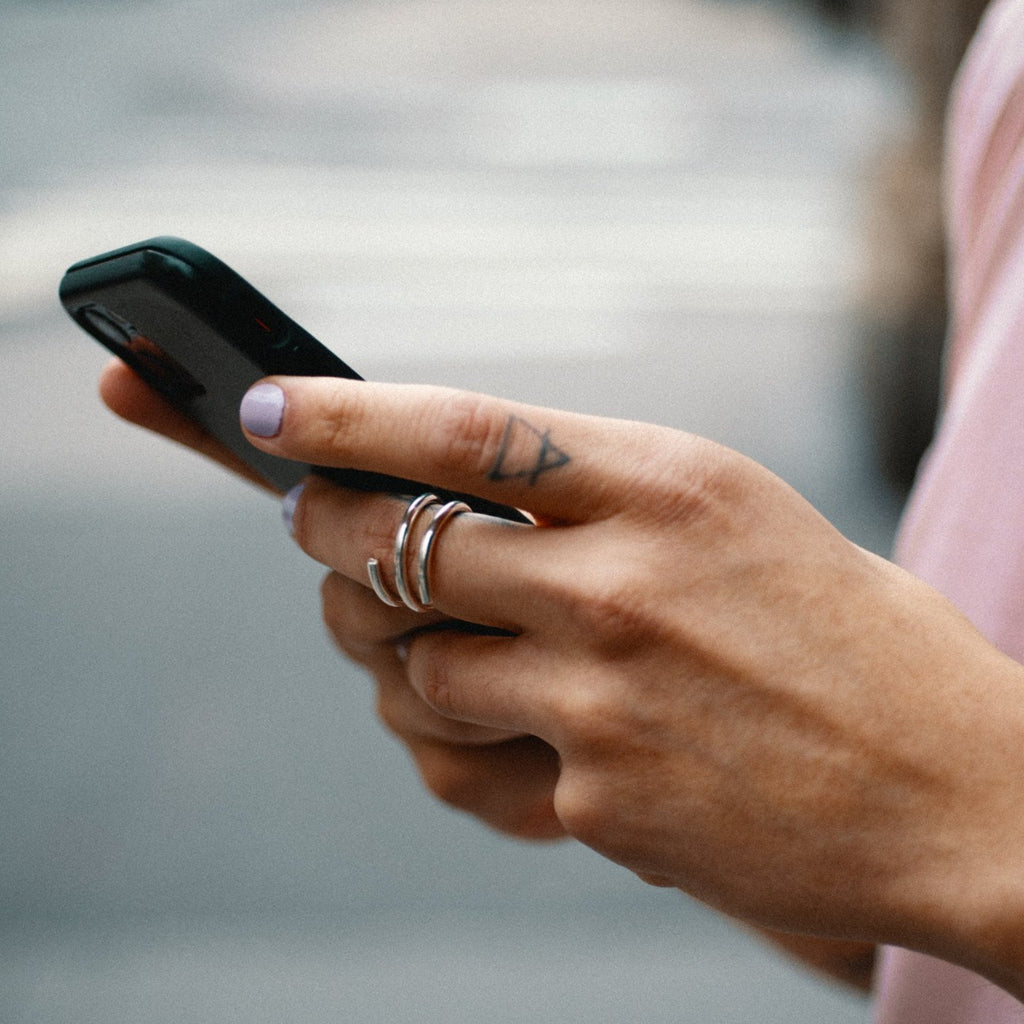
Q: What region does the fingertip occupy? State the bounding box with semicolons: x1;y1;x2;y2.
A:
240;381;286;439
97;358;189;435
97;358;140;417
281;481;306;536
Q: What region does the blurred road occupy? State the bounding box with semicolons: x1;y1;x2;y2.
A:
1;1;905;1020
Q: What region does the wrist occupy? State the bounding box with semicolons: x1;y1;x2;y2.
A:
886;643;1024;1000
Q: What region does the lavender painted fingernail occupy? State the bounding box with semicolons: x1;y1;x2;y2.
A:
282;482;305;536
240;383;285;437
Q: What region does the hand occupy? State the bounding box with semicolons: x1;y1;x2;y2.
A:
99;359;567;839
239;375;1024;994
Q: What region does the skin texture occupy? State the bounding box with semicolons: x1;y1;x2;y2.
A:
98;361;1024;998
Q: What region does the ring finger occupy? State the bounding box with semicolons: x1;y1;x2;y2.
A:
321;571;522;746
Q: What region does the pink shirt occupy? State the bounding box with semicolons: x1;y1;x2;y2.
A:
873;0;1024;1019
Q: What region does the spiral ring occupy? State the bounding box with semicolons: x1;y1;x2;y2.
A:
415;500;471;609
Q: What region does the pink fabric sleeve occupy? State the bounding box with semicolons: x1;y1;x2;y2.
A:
873;0;1024;1020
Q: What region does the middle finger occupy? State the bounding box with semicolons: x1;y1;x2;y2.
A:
290;478;536;628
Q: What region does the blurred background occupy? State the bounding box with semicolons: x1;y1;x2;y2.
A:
0;0;971;1020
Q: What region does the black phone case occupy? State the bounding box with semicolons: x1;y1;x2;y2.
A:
60;236;523;521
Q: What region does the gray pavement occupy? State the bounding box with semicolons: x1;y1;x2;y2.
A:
1;1;904;1020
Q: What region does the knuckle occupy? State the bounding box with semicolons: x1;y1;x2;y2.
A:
414;655;460;719
310;386;367;460
543;561;667;658
548;683;632;756
577;579;655;647
617;430;734;528
415;753;482;812
552;771;611;847
426;390;510;481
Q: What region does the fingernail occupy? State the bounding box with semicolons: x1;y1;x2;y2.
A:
240;383;285;438
282;482;305;536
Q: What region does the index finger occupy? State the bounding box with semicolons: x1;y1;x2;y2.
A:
240;378;696;523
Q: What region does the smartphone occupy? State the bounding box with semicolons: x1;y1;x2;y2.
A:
60;236;522;520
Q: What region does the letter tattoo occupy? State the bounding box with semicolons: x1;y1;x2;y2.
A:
488;416;571;486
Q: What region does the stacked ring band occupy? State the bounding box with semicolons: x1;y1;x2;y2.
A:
367;557;401;607
415;500;471;608
391;493;440;611
367;493;470;612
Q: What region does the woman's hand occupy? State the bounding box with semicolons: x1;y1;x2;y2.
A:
99;359;567;839
99;360;1024;994
237;374;1024;995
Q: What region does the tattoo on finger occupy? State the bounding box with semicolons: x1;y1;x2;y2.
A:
487;415;571;486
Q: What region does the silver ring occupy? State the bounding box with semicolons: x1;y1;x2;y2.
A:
367;493;439;609
415;501;470;609
393;493;440;611
367;558;402;607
